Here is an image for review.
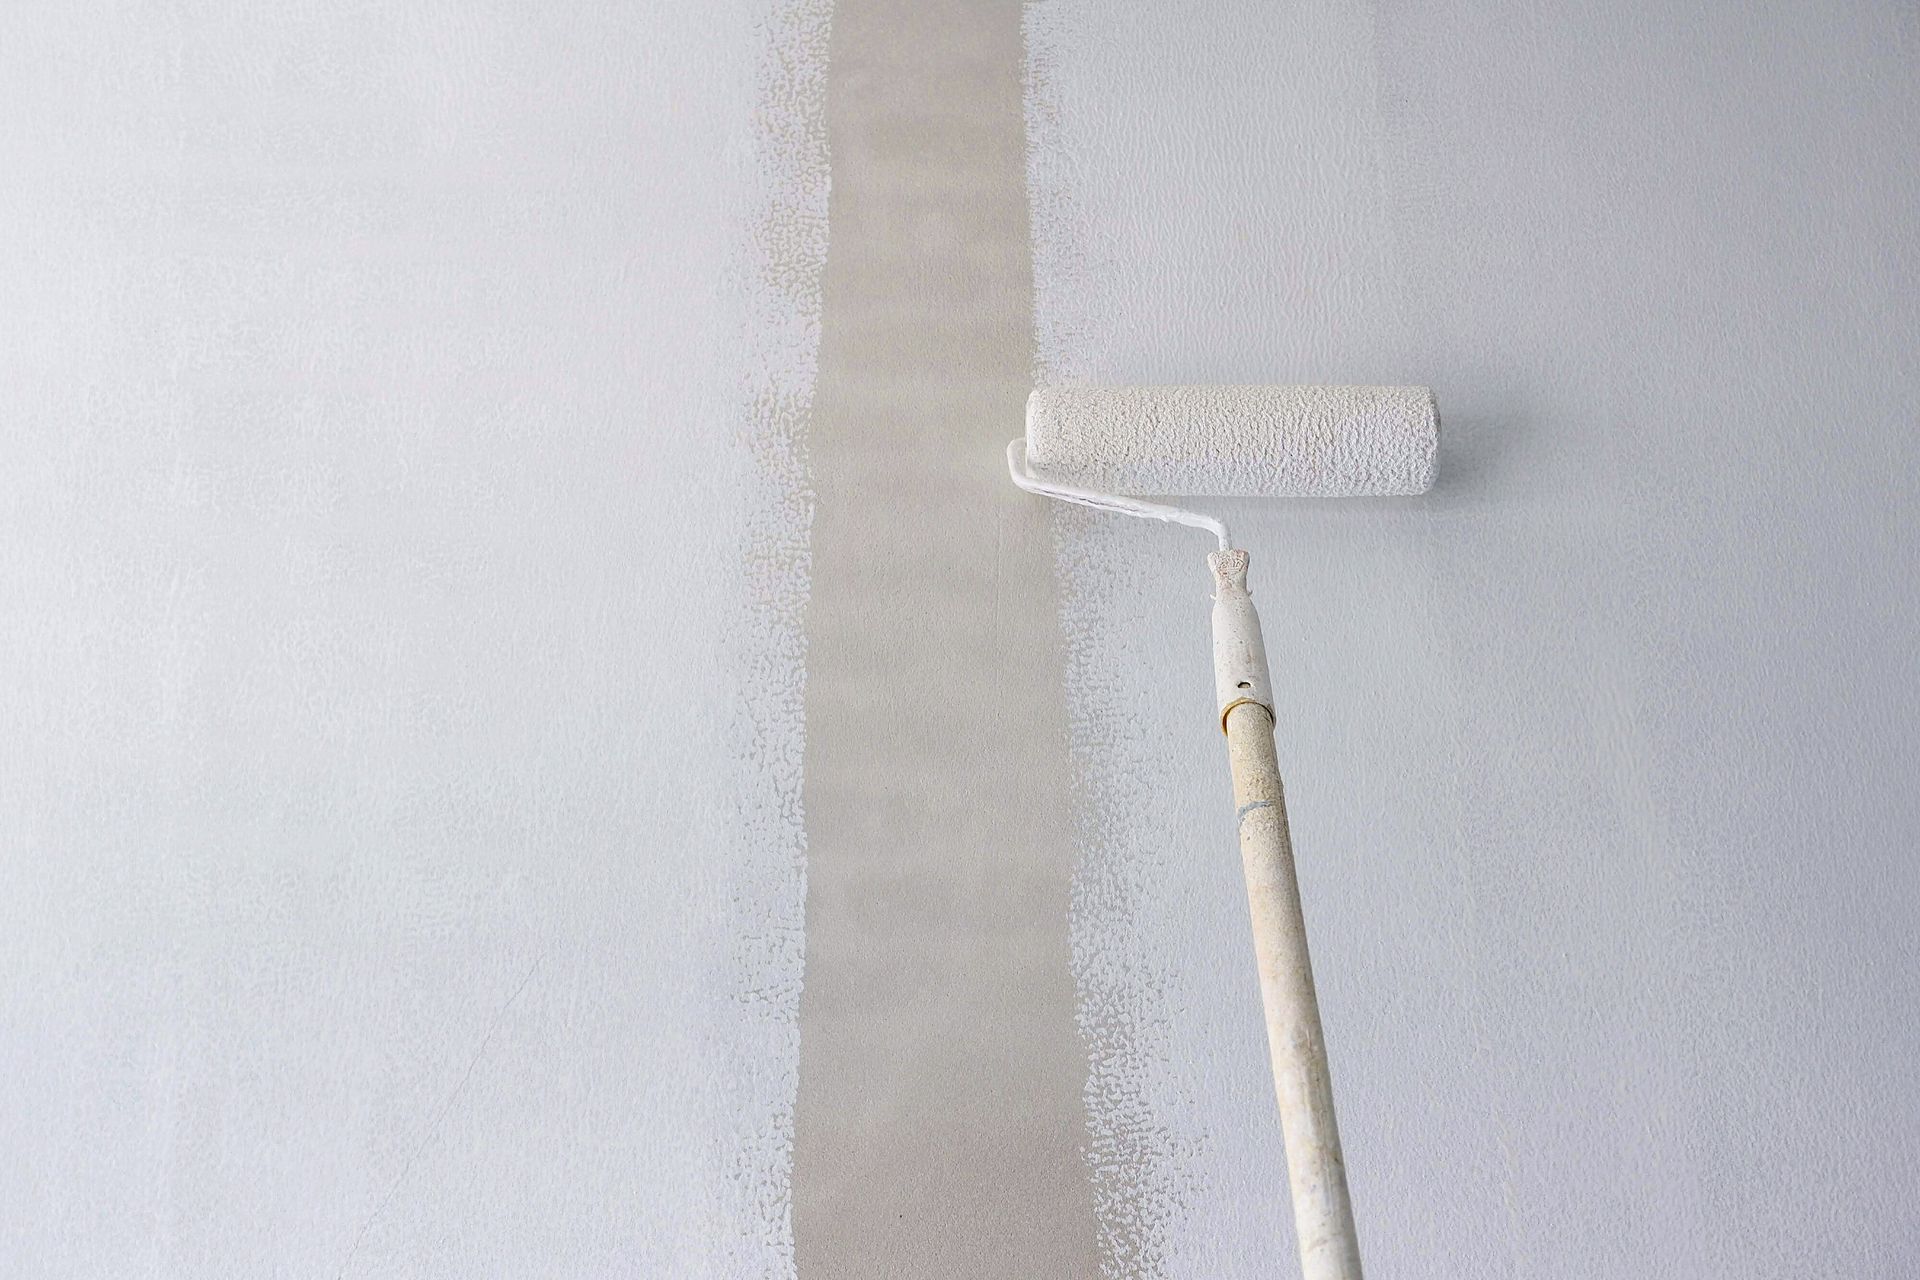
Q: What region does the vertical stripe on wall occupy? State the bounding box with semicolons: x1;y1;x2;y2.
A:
791;0;1101;1273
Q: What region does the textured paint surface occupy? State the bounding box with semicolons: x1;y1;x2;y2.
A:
1030;0;1920;1275
791;0;1101;1272
1025;384;1437;497
0;2;826;1273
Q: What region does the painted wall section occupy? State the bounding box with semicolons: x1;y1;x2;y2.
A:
0;2;827;1274
1029;0;1920;1275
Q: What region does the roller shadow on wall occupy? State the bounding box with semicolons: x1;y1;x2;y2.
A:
1426;383;1535;503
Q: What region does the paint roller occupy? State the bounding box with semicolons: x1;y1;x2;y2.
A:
1007;384;1438;1280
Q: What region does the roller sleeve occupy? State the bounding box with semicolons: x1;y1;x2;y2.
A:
1024;384;1437;498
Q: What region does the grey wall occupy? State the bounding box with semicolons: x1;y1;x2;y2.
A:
1031;0;1920;1273
2;2;825;1274
4;0;1918;1275
791;0;1101;1273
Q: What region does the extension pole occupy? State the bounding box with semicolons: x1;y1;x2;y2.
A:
1210;549;1363;1280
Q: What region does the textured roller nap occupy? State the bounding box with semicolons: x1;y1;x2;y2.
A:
1025;385;1439;497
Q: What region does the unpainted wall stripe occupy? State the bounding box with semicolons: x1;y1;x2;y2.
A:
791;0;1101;1273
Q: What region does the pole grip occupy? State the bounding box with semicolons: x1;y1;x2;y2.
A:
1210;549;1363;1280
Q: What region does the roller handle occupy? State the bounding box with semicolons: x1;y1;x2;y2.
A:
1210;549;1363;1280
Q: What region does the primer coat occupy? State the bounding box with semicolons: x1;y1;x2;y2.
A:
1028;0;1920;1274
0;3;827;1272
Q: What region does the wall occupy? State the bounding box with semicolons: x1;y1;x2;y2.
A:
1030;0;1920;1274
790;0;1100;1273
2;3;826;1274
4;0;1918;1276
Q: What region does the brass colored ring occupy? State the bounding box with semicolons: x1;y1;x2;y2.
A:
1218;697;1274;735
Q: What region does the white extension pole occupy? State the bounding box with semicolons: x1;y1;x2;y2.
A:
1209;548;1363;1280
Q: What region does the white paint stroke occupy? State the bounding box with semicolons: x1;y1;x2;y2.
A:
1026;2;1406;1272
1028;0;1920;1275
716;0;832;1271
0;1;829;1275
